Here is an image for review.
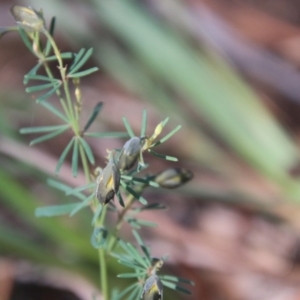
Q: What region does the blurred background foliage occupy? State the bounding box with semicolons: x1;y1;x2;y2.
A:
2;0;300;299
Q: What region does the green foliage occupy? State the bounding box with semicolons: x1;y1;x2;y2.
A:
2;5;194;300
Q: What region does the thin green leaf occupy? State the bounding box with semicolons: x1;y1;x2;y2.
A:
35;203;79;217
120;181;148;205
39;101;69;122
148;149;178;161
55;138;75;175
0;26;18;38
29;126;68;146
91;227;108;249
116;191;125;207
121;175;159;187
67;67;99;78
70;193;95;216
36;82;62;102
141;109;147;137
44;17;56;56
161;280;192;294
132;230;151;262
69;48;93;74
47;179;71;192
24;63;42;84
127;285;142;300
127;218;157;227
117;259;146;270
133;203;167;212
20;124;69;134
18;27;33;53
159;275;194;285
122;117;135;138
126;243;149;269
84;131;129;138
92;203;103;225
26;82;57;93
69;48;86;71
152;125;181;147
66;183;95;196
79;137;95;164
83;102;103;132
44;52;73;61
112;283;139;300
72;138;79;177
117;272;147;278
24;74;59;83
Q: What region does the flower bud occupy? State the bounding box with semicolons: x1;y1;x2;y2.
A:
154;168;193;189
11;6;45;32
117;137;144;171
96;160;120;204
142;274;163;300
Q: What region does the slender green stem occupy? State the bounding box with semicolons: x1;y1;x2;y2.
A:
43;29;78;134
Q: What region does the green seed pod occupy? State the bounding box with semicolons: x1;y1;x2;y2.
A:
96;160;120;204
117;137;144;171
154;168;193;189
142;274;163;300
11;5;45;32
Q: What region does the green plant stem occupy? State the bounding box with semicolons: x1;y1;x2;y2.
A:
43;29;78;134
98;204;108;300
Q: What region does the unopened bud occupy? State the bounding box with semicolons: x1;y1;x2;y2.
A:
117;137;144;171
154;168;193;189
11;6;45;32
96;160;120;204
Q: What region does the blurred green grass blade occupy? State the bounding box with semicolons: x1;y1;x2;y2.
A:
96;0;300;193
35;203;80;217
20;124;69;134
55;137;75;175
69;48;93;74
84;131;128;138
141;108;147;137
161;280;192;294
29;125;69;146
0;169;96;261
67;67;99;78
39;101;69;122
79;137;95;165
122;117;135;138
83;102;103;132
72;138;79;177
